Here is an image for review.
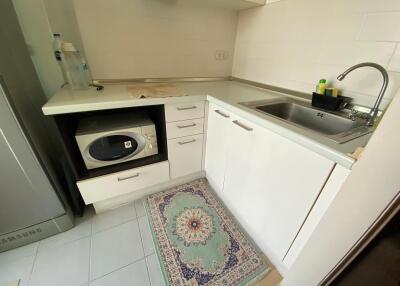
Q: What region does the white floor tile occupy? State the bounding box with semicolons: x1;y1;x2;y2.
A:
138;216;155;256
30;237;90;286
38;212;93;252
0;242;38;264
146;254;165;286
92;203;136;234
0;256;35;286
90;220;144;280
89;259;150;286
134;200;146;218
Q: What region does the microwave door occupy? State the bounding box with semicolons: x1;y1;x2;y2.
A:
88;134;141;162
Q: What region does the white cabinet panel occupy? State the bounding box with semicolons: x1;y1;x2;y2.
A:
168;134;204;179
283;165;350;268
165;101;205;122
77;161;170;204
204;104;232;194
166;118;204;139
219;111;335;262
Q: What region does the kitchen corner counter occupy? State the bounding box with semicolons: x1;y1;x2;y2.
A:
43;80;370;169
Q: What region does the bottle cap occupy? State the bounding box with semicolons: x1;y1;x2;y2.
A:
62;42;77;52
53;33;61;37
319;79;327;84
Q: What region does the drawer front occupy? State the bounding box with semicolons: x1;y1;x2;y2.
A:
165;101;205;122
77;161;170;204
166;118;204;139
168;134;203;179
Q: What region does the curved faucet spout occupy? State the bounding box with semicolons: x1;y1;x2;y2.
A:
337;62;389;126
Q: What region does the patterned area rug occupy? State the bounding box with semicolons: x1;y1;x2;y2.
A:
144;179;270;286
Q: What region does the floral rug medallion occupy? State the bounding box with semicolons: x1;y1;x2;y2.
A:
145;179;270;286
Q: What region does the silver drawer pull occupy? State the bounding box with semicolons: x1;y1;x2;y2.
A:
117;173;139;182
215;110;230;118
178;139;196;145
233;120;253;132
177;123;196;129
177;106;197;111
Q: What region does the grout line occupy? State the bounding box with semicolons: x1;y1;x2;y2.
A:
387;43;398;70
88;255;152;283
88;218;93;285
137;215;153;285
27;241;40;286
92;216;140;236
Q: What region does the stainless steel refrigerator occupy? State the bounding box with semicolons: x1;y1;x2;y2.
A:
0;0;74;252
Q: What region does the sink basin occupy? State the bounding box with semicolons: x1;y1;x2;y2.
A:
241;98;372;143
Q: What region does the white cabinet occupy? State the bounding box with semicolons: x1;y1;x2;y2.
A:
168;134;204;179
166;101;205;179
77;161;170;205
204;104;232;194
165;101;205;122
282;165;350;268
166;118;204;139
205;103;335;262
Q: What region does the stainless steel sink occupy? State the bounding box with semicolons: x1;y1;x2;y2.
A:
241;98;372;143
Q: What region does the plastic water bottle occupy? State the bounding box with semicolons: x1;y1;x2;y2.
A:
52;33;68;84
61;43;90;90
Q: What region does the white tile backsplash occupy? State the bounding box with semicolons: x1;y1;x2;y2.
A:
233;0;400;108
388;44;400;73
72;0;238;79
358;12;400;42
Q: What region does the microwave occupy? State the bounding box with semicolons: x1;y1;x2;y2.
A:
75;112;158;170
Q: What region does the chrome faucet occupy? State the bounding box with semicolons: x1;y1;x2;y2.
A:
337;62;389;126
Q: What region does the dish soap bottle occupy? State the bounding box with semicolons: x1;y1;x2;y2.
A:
316;79;327;95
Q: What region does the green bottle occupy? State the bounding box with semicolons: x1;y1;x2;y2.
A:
316;79;327;95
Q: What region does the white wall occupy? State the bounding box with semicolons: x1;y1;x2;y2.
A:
72;0;238;80
43;0;86;58
11;0;64;99
281;88;400;285
233;0;400;109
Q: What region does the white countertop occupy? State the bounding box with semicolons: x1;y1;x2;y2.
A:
43;80;371;169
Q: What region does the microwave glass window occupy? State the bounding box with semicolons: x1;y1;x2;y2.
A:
89;135;138;161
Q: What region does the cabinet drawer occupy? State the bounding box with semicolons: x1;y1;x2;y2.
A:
166;118;204;139
165;101;205;122
77;161;170;204
168;134;203;179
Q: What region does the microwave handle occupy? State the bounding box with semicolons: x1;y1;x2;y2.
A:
117;173;140;182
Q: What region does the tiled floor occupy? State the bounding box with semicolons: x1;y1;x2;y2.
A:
0;200;164;286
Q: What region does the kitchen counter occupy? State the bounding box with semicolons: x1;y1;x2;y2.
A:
43;80;371;169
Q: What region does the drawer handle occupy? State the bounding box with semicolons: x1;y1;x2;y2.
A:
215;110;230;118
117;173;139;182
233;120;253;132
177;123;196;129
178;139;196;145
177;106;197;111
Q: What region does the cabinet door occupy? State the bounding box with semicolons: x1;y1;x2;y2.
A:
204;103;232;194
222;114;334;261
168;134;204;179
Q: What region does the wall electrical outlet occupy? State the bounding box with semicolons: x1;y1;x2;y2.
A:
215;50;229;60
